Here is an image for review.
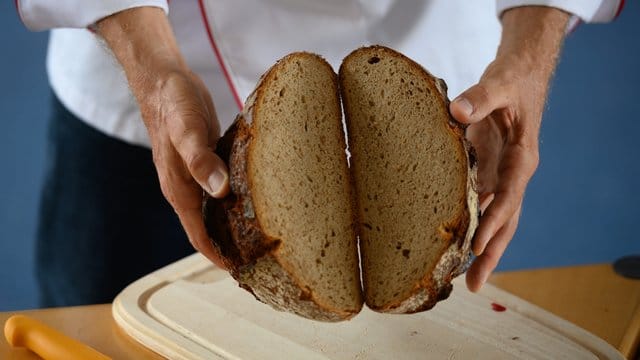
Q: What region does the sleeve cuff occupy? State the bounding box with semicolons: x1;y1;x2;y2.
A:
495;0;624;23
16;0;168;31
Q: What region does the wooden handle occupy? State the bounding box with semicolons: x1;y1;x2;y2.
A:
4;314;111;360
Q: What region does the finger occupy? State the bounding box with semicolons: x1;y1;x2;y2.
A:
479;192;495;214
450;80;511;124
156;145;227;269
167;113;229;198
466;207;521;292
466;119;503;194
176;205;228;270
472;144;536;255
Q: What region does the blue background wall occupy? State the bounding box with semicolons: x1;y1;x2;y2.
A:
1;1;49;310
1;3;639;311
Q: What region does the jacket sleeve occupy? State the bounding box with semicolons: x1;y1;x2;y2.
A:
14;0;168;31
496;0;624;23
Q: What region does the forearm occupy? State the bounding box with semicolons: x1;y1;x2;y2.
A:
496;7;570;92
94;7;228;266
95;7;186;100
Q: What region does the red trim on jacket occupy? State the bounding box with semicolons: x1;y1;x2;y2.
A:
567;18;582;34
14;0;24;24
197;0;244;111
615;0;625;19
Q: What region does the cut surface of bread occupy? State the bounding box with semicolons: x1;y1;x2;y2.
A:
204;52;363;321
204;46;478;321
339;46;478;313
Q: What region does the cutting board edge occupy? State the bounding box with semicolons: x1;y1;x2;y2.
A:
472;279;623;360
112;254;225;360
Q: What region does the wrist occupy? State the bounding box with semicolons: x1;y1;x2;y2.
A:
496;6;570;81
96;7;188;98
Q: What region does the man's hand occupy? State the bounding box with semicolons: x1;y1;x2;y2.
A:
450;7;570;292
96;7;229;267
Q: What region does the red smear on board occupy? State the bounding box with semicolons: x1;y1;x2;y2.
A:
491;302;507;312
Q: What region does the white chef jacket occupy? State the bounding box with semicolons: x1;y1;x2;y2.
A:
15;0;622;148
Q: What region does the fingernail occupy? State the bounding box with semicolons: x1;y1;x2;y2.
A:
207;170;227;196
454;97;473;116
473;246;485;257
473;237;486;256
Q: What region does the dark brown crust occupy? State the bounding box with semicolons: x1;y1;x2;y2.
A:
203;52;361;322
339;45;479;314
203;117;281;277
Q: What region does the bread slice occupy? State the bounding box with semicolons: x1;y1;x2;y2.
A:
203;52;363;321
339;46;478;313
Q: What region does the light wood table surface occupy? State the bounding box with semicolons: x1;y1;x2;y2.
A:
1;263;638;359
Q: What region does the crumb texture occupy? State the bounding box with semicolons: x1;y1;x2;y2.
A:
340;46;471;310
248;53;362;314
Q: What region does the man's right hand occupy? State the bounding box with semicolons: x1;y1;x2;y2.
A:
96;7;229;268
450;6;569;292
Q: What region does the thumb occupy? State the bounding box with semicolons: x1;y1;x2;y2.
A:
450;80;510;124
168;121;230;198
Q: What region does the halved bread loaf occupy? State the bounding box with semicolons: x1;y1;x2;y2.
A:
204;46;478;321
340;46;478;313
203;53;363;321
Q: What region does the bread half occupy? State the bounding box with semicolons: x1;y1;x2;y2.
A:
203;52;363;321
339;46;478;313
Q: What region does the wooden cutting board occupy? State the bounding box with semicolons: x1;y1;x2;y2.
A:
113;254;623;359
